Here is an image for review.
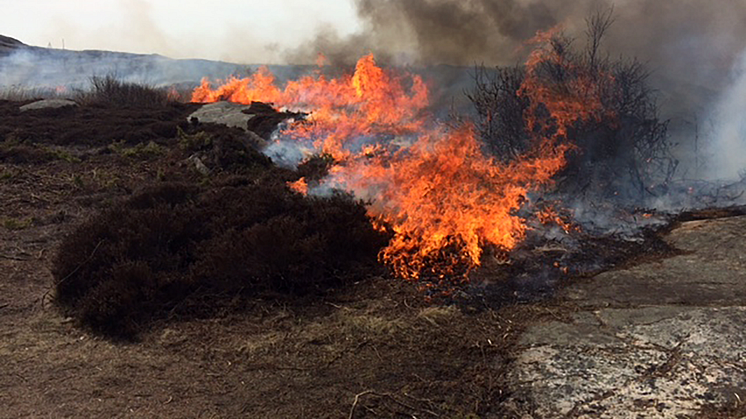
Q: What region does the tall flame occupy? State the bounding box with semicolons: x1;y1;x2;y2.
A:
192;33;609;282
331;125;568;280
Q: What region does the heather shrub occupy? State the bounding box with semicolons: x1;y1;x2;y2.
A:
53;181;386;338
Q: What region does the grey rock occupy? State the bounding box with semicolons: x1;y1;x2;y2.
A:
188;101;255;131
188;155;210;176
563;216;746;307
19;99;78;112
503;216;746;418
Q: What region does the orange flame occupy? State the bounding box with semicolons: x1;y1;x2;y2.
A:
331;124;568;280
537;206;577;234
192;32;609;282
192;54;428;159
288;177;308;195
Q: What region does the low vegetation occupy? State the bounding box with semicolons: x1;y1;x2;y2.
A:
53;177;387;339
74;75;175;107
0;86;70;102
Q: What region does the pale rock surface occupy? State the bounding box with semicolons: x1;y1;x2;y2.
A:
19;99;78;112
187;101;255;131
502;216;746;418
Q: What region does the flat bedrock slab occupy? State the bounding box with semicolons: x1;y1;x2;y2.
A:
502;216;746;418
564;216;746;307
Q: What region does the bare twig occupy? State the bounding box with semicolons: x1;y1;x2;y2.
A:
348;390;440;419
348;390;374;419
56;240;104;285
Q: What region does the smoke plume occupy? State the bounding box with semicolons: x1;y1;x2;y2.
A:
706;49;746;180
285;0;746;180
289;0;746;76
286;1;746;98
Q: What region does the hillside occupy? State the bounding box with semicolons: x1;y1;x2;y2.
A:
0;34;247;88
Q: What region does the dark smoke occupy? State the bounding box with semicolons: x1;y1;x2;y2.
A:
286;0;746;181
285;0;565;66
286;0;746;98
289;0;746;74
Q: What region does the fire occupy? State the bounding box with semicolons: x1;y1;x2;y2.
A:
537;206;577;234
332;124;567;280
288;177;308;195
167;86;181;102
192;54;428;159
519;29;613;141
192;32;609;282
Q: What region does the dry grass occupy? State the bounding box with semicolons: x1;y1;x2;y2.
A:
0;86;70;101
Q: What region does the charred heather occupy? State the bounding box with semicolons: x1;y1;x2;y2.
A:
469;10;674;204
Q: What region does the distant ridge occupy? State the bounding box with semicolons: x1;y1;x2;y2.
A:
0;34;252;89
0;35;26;55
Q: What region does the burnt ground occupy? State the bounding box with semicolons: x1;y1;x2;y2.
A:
1;99;743;418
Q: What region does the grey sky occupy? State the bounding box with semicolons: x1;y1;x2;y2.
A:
0;0;361;63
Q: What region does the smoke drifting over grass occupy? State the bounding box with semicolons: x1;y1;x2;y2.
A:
0;46;245;90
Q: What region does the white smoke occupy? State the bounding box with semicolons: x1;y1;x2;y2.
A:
0;47;245;90
705;47;746;180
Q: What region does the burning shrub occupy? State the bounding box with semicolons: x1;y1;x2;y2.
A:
190;48;601;282
189;43;669;285
469;10;675;202
53;180;386;339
